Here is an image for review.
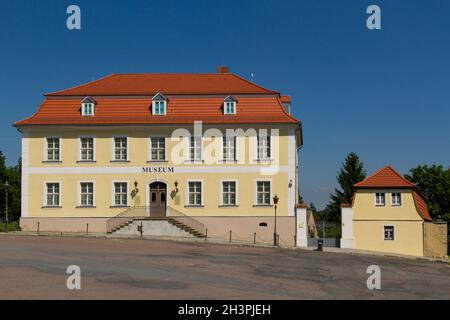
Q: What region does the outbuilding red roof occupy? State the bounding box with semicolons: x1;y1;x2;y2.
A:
412;191;432;221
16;73;300;126
354;165;415;188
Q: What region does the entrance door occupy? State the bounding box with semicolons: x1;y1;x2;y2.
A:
149;182;167;217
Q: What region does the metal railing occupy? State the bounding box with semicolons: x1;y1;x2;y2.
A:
105;206;205;236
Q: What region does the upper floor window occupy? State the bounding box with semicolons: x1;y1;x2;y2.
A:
152;93;167;115
391;192;402;206
80;137;94;161
81;97;96;116
46;137;60;161
223;136;236;161
45;182;60;207
224;96;236;115
113;137;128;161
257;134;271;160
375;192;386;206
150;137;166;161
189;136;202;161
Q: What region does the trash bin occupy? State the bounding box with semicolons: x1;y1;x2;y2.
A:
317;239;324;251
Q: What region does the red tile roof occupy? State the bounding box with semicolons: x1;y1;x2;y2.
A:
45;73;278;96
16;73;300;126
412;191;432;221
354;165;415;188
16;96;299;126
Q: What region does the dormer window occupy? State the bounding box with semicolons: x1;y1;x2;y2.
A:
224;96;236;115
152;93;167;115
81;97;96;116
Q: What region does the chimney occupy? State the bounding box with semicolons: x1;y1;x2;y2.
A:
217;66;230;74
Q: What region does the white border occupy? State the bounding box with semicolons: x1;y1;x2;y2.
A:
43;181;62;207
77;180;96;207
220;179;238;206
21;132;29;217
185;179;204;206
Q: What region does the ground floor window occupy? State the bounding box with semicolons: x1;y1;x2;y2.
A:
114;182;128;206
80;182;94;207
384;226;395;240
222;181;236;206
188;181;202;206
46;182;60;207
256;181;271;205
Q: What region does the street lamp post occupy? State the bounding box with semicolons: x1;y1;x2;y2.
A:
4;181;9;233
273;194;279;246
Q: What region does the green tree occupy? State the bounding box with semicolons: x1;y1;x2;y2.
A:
0;151;21;223
405;165;450;221
324;152;367;221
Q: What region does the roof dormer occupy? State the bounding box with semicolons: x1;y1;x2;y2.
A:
152;92;167;115
81;97;96;116
224;96;237;115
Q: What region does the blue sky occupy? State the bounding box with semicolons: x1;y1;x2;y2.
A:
0;0;449;208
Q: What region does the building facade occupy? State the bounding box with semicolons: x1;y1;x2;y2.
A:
15;71;303;246
341;166;448;257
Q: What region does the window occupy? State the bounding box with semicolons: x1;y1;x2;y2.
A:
375;192;386;206
384;226;395;240
188;181;202;206
391;192;402;206
189;136;202;161
153;101;166;115
223;136;236;161
45;183;60;207
80;137;94;161
113;182;128;206
114;137;128;161
224;101;236;114
82;103;95;116
150;137;166;161
46;138;60;161
256;181;271;205
257;134;271;160
222;181;236;206
80;182;94;207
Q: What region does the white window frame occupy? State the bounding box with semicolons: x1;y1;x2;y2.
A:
152;100;167;115
112;136;129;162
43;181;61;207
189;136;202;162
78;181;96;207
224;101;236;115
383;225;395;241
149;136;167;162
391;192;402;206
78;136;96;162
81;102;95;116
186;180;204;207
45;137;61;162
222;136;236;161
375;192;386;206
220;180;238;206
111;181;129;207
256;132;271;161
254;180;272;206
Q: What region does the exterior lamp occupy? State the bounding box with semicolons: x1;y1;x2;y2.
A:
174;180;179;193
273;194;279;246
3;181;9;233
133;180;139;194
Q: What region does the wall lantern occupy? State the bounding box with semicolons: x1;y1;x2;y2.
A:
174;180;179;193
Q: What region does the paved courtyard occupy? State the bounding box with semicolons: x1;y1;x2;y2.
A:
0;234;449;299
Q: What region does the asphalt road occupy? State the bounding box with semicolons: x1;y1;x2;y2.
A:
0;234;448;299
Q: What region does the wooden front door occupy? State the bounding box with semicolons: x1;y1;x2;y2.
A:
149;182;167;217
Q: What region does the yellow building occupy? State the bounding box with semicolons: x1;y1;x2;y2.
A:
341;166;448;258
15;71;304;246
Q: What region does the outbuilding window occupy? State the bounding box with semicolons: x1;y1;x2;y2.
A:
384;226;395;241
375;192;386;206
391;192;402;206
